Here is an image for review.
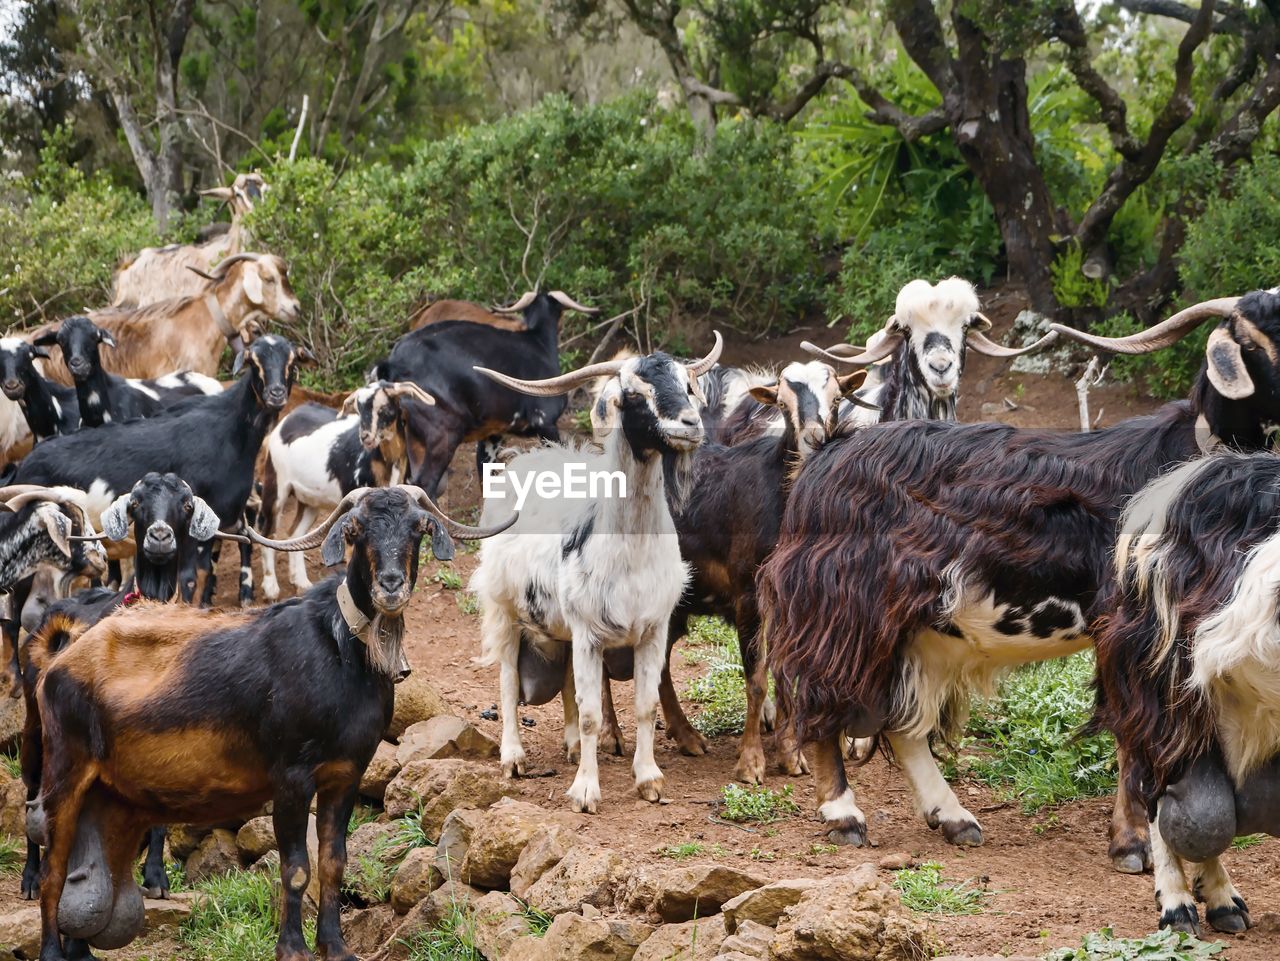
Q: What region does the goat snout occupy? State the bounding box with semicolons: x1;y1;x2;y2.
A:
1;380;23;399
143;523;177;560
376;571;406;596
265;386;288;408
68;358;92;378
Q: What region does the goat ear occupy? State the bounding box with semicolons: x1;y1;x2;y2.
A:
968;312;993;332
428;518;455;562
748;384;779;407
321;515;356;567
294;346;319;367
36;505;72;557
232;349;248;376
31;329;59;347
242;263;264;305
836;371;868;395
187;497;221;541
31;345;50;359
340;391;360;416
1206;327;1256;399
100;493;133;541
98;330;117;349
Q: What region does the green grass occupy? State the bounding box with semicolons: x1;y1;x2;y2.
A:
0;835;24;875
892;862;987;915
958;652;1117;814
433;565;463;590
349;803;380;832
660;841;705;860
403;904;483;961
684;618;746;736
1231;833;1266;850
391;805;434;849
456;592;479;616
342;834;403;903
519;902;554;937
719;784;799;823
181;869;315;961
1;749;21;779
809;842;839;856
1044;927;1224;961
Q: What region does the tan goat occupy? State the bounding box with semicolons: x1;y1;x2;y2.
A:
408;298;528;333
111;172;268;307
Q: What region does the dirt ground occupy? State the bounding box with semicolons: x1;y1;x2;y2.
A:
10;300;1280;960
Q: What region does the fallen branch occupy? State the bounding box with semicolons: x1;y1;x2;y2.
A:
1075;355;1109;433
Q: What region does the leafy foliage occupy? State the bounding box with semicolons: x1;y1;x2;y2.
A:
683;616;748;736
719;783;799;823
1044;927;1224;961
891;862;987;915
0;835;23;875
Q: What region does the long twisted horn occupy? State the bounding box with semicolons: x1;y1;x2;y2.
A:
683;331;724;377
966;328;1060;357
244;488;372;552
397;485;518;540
548;291;600;315
494;290;539;314
802;332;904;366
1049;298;1241;355
475;358;630;396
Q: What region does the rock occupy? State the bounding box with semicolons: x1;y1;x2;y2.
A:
361;740;403;800
436;806;487;882
348;821;400;866
250;850;281;875
235;816;277;861
0;773;26;837
184;828;242;883
0;905;40;959
143;896;192;933
345;904;400;957
387;674;449;740
383;759;513;832
719;918;774;959
168;823;213;860
633;917;726;961
653;865;770;923
722;879;818;932
391;845;441;914
513;913;654;961
345;822;403;905
462;798;564;889
768;862;936;961
511;822;577;899
877;853;915;871
524;843;623;916
398;715;500;765
378;879;485;958
471;890;531;960
617;866;664;915
0;695;25;752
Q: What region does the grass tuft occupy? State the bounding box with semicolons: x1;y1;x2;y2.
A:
433;565;463;590
349;803;380;832
1231;833;1265;850
892;862;986;915
720;784;799;823
0;749;20;779
391;804;434;849
456;592;479;616
1044;926;1224;960
0;835;23;876
342;833;402;904
181;869;315;961
403;903;483;961
519;902;554;937
684;618;745;736
660;842;704;860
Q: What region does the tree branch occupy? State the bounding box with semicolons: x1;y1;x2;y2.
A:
1052;2;1142;159
1116;0;1248;34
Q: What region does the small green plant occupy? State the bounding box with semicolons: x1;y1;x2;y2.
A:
748;847;776;862
434;565;463;590
349;803;380;832
343;833;402;903
892;862;987;915
519;902;554;937
1051;241;1110;309
1;749;21;779
456;592;480;616
181;869;315;961
1044;926;1224;961
391;804;434;849
1232;833;1265;850
719;784;799;824
0;835;24;875
684;618;747;736
660;842;705;860
809;842;839;856
404;903;483;961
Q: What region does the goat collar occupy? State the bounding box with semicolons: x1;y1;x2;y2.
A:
205;292;237;339
336;579;412;681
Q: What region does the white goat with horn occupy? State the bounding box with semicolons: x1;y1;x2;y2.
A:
470;333;723;813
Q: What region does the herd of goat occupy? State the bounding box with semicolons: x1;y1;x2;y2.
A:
4;174;1280;958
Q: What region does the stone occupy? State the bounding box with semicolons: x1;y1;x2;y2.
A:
653;865;770;923
877;853;915;871
462;798;563;889
436;806;487;883
348;820;400;866
250;850;281;875
398;715;500;765
345;904;400;957
184;828;242;883
633;917;726;961
0;773;26;837
383;759;513;832
617;866;664;915
0;905;40;960
471;890;531;960
235;816;277;861
524;843;623;916
361;740;403;800
386;674;449;740
514;913;654;961
722;879;818;932
167;823;213;861
143;896;192;933
767;862;936;961
377;879;485;958
510;822;577;899
0;695;25;752
391;845;441;914
719;919;774;958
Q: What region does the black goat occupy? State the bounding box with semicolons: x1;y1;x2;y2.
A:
374;289;597;496
759;292;1278;870
0;339;79;440
32;316;221;427
27;486;508;961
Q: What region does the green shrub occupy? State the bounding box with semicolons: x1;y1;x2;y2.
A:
1181;154;1280;300
1045;927;1223;961
1051;241;1109;309
892;862;987;915
719;783;799;823
683;618;746;736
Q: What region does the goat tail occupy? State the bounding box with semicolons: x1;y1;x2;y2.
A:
27;612;87;677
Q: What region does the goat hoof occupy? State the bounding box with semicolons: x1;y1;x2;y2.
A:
1159;904;1200;936
1111;851;1148;875
941;820;983;846
567;782;600;814
825;822;867;847
500;756;527;779
601;732;625;757
564;745;581;765
733;754;766;786
636;776;664;803
672;727;708;757
778;751;810;777
140;886;167;900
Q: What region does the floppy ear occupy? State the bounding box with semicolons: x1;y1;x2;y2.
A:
428;518;455;562
36;505;72;557
1206;327;1256;400
242;263;264;306
31;329;59;347
294;346;319;367
340;391;360;416
321;515;357;567
31;346;50;360
836;371;867;395
98;330;117;349
187;496;221;541
748;383;780;407
100;492;133;541
232;349;248;376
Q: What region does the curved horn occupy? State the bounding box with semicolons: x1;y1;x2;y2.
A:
1048;297;1241;355
244;488;372;552
494;290;539;314
0;486;88;513
547;291;600;315
965;328;1060;357
802;333;904;366
387;382;436;407
475;358;629;397
186;266;219;281
683;331;724;378
397;485;518;540
199;186;235;202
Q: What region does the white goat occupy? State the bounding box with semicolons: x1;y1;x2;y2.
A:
471;335;722;813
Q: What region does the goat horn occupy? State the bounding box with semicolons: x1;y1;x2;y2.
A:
683;331;724;377
802;333;904;366
965;328;1060;357
244;488;373;552
397;485;518;540
0;486;88;513
548;291;601;315
186;266;219;281
475;359;629;397
213;529;250;543
388;382;436;406
1048;297;1241;355
494;290;539;313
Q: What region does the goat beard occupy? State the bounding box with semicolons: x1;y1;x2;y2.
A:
662;447;696;514
366;612;410;681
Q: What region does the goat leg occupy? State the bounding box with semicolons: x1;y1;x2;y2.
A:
810;735;867;846
733;608;767;786
272;782;316;961
1109;745;1152;874
599;669;625;756
138;827;168;898
314;782;359;961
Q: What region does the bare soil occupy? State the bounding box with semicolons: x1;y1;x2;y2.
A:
8;300;1277;960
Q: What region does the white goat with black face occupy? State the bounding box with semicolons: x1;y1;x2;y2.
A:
806;277;1056;427
470;334;722;813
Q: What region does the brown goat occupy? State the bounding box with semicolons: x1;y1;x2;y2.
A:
408;298;528;333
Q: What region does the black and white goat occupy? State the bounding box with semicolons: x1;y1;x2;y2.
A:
32;316;221;427
0;339;79;440
471;335;722;813
758;291;1280;872
259;381;436;601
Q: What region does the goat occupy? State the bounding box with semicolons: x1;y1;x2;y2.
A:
375;289;598;496
471;335;722;813
0;340;79;441
0;395;33;468
18;473;223;908
36;253;299;385
757;292;1278;871
408;298;528;333
27;485;507;961
259;381;436;601
111;173;267;307
1093;451;1280;936
9;336;313;605
32;316;221;427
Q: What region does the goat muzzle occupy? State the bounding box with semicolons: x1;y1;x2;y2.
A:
1;381;22;400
